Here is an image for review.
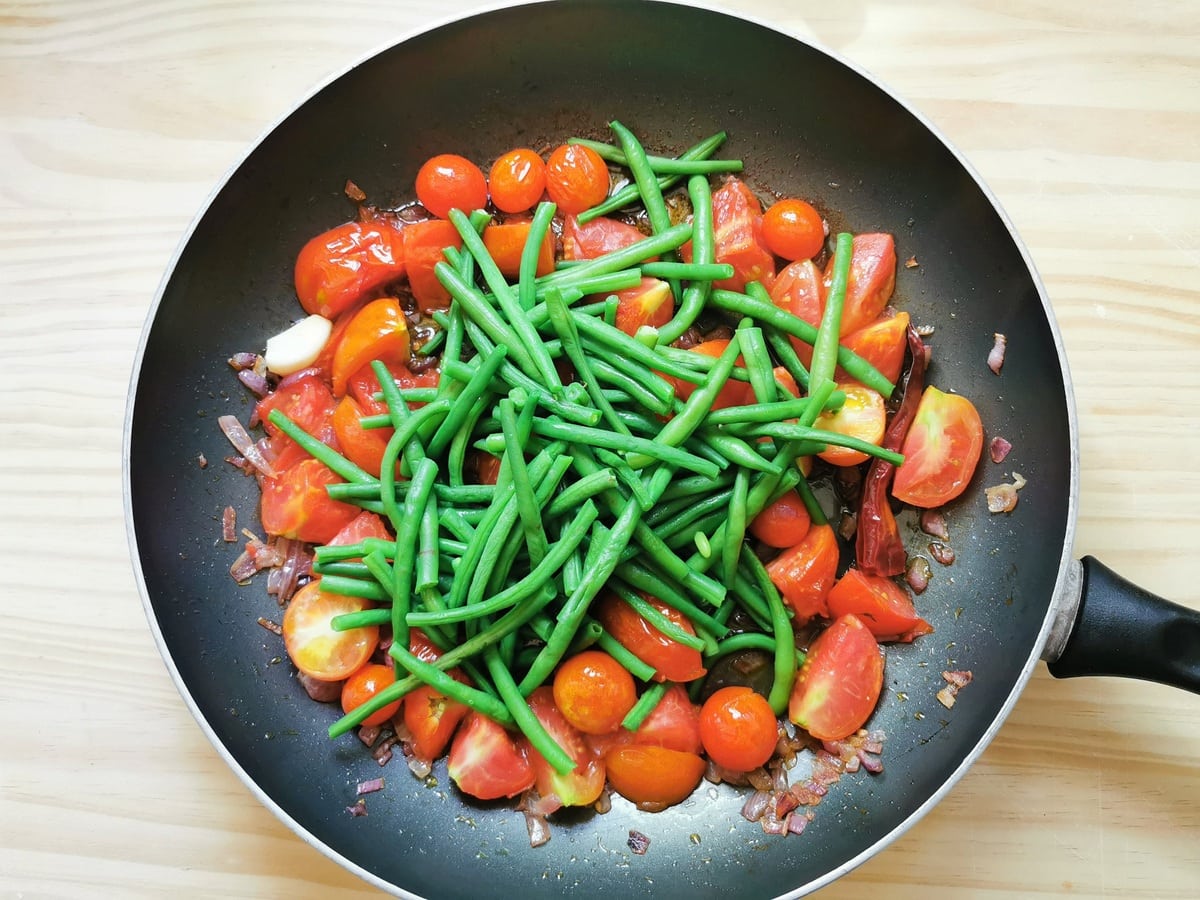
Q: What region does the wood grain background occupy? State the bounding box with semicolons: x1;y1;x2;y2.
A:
2;1;1197;897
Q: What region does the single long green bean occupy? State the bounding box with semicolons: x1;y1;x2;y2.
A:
640;260;731;281
434;260;541;379
392;644;514;724
740;551;798;715
810;231;854;396
657;174;714;345
538;222;692;288
484;646;576;774
519;201;557;311
265;409;373;485
527;417;720;478
721;468;750;588
425;344;508;459
543;286;630;437
609;120;681;302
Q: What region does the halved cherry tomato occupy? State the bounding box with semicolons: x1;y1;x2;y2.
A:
891;385;984;508
840;309;910;386
668;339;754;410
488;148;547;214
762;198;825;262
415;153;488;219
544;144;609;215
255;371;337;470
561;214;647;261
403;218;463;313
813;382;886;467
821;233;897;336
481;220;554;278
526;688;606;810
330;297;410;398
326;510;392;550
699;686;779;772
765;522;839;623
403;682;470;763
260;458;360;543
331;395;393;478
749;490;812;549
614;277;672;336
604;745;706;811
706;178;774;292
789;614;884;741
827;568;933;643
447;712;535;801
282;580;378;682
294;220;406;319
348;360;439;417
340;663;400;726
593;593;706;683
552;650;636;735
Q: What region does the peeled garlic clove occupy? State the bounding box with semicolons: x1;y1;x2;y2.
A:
264;314;332;375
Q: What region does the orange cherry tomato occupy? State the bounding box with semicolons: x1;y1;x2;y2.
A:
255;371;337;471
447;712;535;801
789;614;884;741
604;745;706;811
706;177;775;292
402;218;463;314
481;220;554;278
527;688;606;809
561;214;648;261
699;686;779;772
891;385;984;508
544;144;610;215
488;148;547;214
839;309;910;386
613;277;672;336
552;650;637;735
827;568;933;643
762;198;825;261
330;297;410;398
821;232;897;336
749;490;812;549
765;522;839;624
260;458;360;544
282;580;378;682
340;663;400;726
415;153;488;219
593;593;706;683
294;220;406;319
813;382;886;467
331;395;393;479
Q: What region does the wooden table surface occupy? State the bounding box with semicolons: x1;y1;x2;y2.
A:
3;1;1198;897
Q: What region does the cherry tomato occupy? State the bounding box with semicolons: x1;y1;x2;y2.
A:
294;220;406;319
561;214;648;261
827;568;933;643
415;153;488;219
544;144;610;215
762;198;825;261
593;593;706;683
348;360;439;417
260;458;360;543
331;395;393;479
789;614;884;741
311;298;364;379
891;385;984;508
488;148;547;214
668;339;754;410
255;371;337;471
326;510;392;550
749;490;812;549
526;688;606;809
552;650;636;735
340;663;400;726
282;580;378;682
447;712;535;801
614;277;672;336
481;220;555;278
403;682;470;763
699;686;779;772
402;218;463;314
765;522;839;624
840;309;910;386
329;297;410;398
813;382;886;467
604;745;706;811
822;232;897;336
706;177;774;292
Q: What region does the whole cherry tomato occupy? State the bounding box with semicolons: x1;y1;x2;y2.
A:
488;148;546;213
415;153;488;219
340;663;400;726
552;650;637;735
699;686;779;772
544;144;609;215
762;198;826;261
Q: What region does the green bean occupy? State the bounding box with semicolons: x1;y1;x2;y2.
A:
389;457;438;658
543;286;630;437
651;485;734;541
568;136;743;175
590;619;657;682
793;468;827;526
658;472;737;502
499;399;549;565
745;280;812;391
415;494;440;593
657;174;714;345
439;507;477;544
609;120;680;301
612;563;728;639
317;574;389;602
722;468;750;588
376;401;449;529
392;644;514;725
538;222;692;288
740;550;798;716
694;531;712;558
589;356;674;415
519;201;558;311
621;681;669;731
640;261;732;281
434;261;540;378
732;421;904;465
701;395;837;427
425;344;507;459
707;632;778;658
694;428;779;474
592;447;655;511
527;417;720;478
416;329;445;357
331;607;391;631
810;232;854;397
484;645;576;774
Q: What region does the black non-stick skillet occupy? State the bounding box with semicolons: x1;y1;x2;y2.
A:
123;2;1200;897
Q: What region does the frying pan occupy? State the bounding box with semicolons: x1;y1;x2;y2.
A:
122;1;1200;897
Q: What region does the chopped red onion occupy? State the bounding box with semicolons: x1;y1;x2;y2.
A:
357;777;385;796
222;506;237;542
627;830;651;855
198;453;207;468
918;509;949;540
990;435;1013;463
357;724;381;747
593;788;612;815
228;351;260;370
986;482;1019;513
987;332;1007;374
229;550;258;583
297;671;342;703
524;810;552;848
345;799;368;817
787;814;810;836
237;368;270;397
928;541;956;566
741;790;770;822
255;617;282;636
905;556;932;594
218;415;277;477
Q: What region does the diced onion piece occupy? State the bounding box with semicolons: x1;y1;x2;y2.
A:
987;332;1007;374
264;314;333;376
218;415;278;477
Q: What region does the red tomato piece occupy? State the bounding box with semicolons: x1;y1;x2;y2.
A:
329;297;410;398
347;361;439;417
593;594;706;683
526;688;606;810
481;220;554;278
762;198;826;262
561;214;647;261
822;233;897;336
604;745;706;811
552;650;637;735
789;614;884;741
614;277;672;336
827;568;933;643
707;178;775;292
668;339;754;411
340;663;400;726
255;371;337;470
699;686;779;772
415;153;488;219
545;144;609;215
488;148;547;214
259;458;360;544
891;386;984;508
282;580;378;682
403;682;470;764
749;490;812;549
294;220;406;319
326;510;392;550
447;713;535;801
813;382;886;467
769;259;825;368
403;219;463;314
765;523;839;623
632;683;702;754
839;309;910;386
331;395;393;479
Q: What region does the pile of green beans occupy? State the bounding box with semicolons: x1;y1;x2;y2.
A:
268;124;898;770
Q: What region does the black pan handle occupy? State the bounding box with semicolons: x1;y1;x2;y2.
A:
1047;556;1200;693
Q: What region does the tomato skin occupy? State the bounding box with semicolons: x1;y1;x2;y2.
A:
488;148;547;214
255;371;337;470
822;233;897;336
594;594;706;683
707;178;775;292
544;144;609;215
614;277;672;336
827;568;933;643
762;198;825;262
402;218;463;313
330;296;410;398
260;458;360;543
765;523;839;624
552;650;636;735
699;687;779;772
294;220;406;319
340;663;401;726
604;745;706;811
749;491;812;549
331;395;393;479
840;309;910;386
526;688;606;809
891;386;984;508
789;614;884;741
481;221;554;278
447;713;535;801
562;214;647;261
415;153;488;219
813;382;886;467
282;580;378;682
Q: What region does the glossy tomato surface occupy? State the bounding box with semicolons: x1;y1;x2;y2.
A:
789;614;884;741
892;386;985;508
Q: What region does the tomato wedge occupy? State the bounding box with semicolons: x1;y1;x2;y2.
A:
770;258;825;368
813;382;886;467
561;214;648;261
347;360;439;417
403;219;463;313
704;178;774;292
401;629;470;764
667;339;754;410
765;522;839;623
326;510;392;550
891;385;984;508
604;745;706;812
789;614;884;741
331;394;393;478
827;569;933;642
613;277;673;336
632;683;702;753
447;713;535;801
330;296;410;397
281;580;378;682
255;370;337;471
259;457;360;544
593;593;706;683
294;219;406;319
821;232;897;336
839;309;910;386
526;688;606;810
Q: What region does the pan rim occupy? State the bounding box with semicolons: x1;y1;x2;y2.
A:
121;1;1082;897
